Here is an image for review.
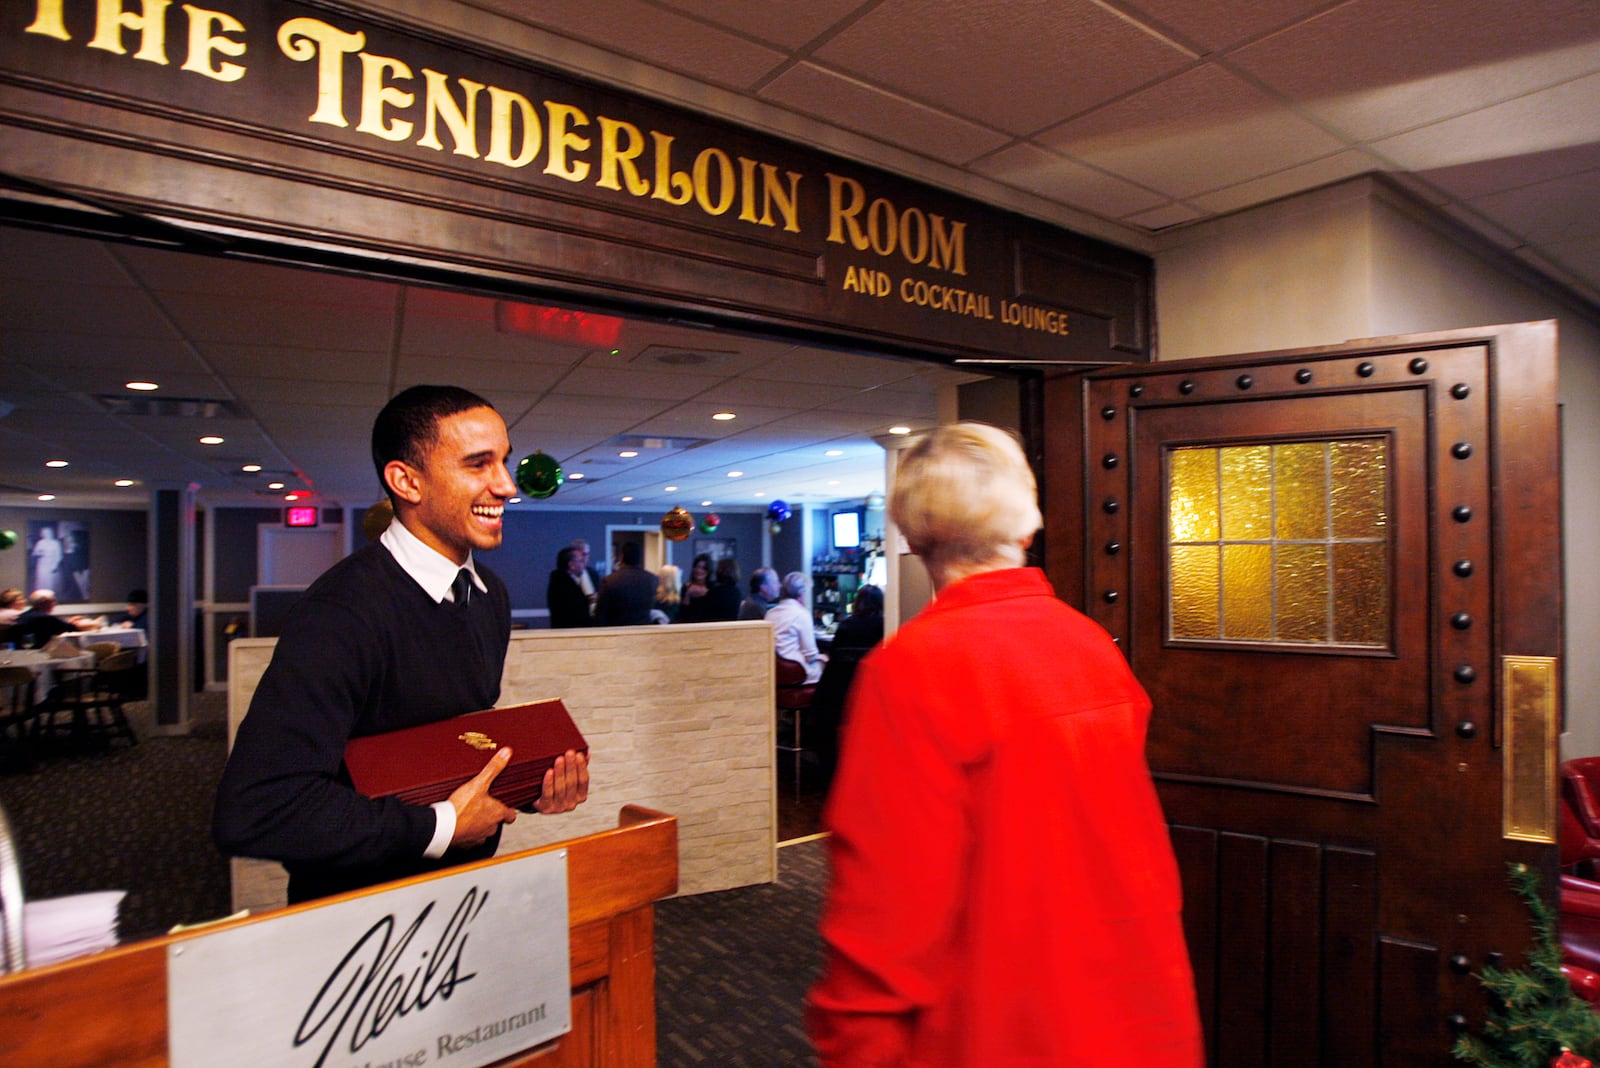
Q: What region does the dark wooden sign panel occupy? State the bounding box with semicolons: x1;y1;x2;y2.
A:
0;0;1149;364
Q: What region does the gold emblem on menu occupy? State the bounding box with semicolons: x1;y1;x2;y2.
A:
459;731;497;751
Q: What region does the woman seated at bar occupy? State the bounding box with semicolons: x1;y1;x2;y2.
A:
768;572;824;683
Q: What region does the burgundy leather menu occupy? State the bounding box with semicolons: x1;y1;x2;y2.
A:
343;699;587;810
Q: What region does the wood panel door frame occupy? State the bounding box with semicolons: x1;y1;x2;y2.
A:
1041;321;1562;1065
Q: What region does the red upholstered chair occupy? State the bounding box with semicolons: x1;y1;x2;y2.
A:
775;656;816;801
1562;760;1600;876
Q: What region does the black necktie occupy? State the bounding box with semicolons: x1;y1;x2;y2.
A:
451;568;473;607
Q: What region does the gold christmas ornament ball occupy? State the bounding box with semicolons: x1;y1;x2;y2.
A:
661;506;694;541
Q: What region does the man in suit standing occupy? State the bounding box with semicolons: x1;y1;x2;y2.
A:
595;542;656;626
547;547;594;628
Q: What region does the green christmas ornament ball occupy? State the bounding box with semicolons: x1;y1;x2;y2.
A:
516;451;564;499
0;529;16;550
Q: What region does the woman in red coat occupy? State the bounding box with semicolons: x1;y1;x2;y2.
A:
807;423;1203;1067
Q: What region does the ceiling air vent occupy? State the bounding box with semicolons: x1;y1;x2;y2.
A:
96;395;246;419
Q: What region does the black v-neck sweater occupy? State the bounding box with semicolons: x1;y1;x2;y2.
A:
214;542;510;902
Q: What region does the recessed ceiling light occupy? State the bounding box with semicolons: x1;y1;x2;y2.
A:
125;381;159;391
888;425;912;435
754;491;766;498
619;450;638;458
284;493;300;501
45;459;68;468
114;479;135;488
664;485;678;492
241;463;262;473
825;449;843;457
621;496;634;502
712;412;736;421
727;470;743;478
569;472;585;480
701;500;712;507
199;435;225;445
37;494;55;501
828;480;840;486
268;481;285;490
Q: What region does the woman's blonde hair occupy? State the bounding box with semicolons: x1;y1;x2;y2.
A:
656;564;681;606
890;422;1042;569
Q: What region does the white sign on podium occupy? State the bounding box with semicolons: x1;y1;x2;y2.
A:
167;850;570;1068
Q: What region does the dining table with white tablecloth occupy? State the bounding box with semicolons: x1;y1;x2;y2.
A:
0;649;96;704
69;628;146;655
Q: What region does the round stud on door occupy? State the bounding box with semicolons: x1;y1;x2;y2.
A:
1409;357;1430;374
1451;383;1471;400
1456;721;1478;739
1451;442;1473;460
1102;453;1119;469
1452;505;1473;523
1295;368;1313;384
1104;541;1122;556
1451;612;1472;630
1129;384;1145;398
1102;498;1120;514
1236;374;1254;390
1178;379;1195;395
1454;665;1477;684
1453;560;1474;578
1357;362;1376;378
1100;405;1117;421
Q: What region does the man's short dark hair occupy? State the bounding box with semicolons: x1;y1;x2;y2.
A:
556;546;577;570
749;567;774;595
620;541;644;567
371;385;495;498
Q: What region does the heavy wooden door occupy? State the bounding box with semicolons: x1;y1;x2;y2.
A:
1042;322;1562;1065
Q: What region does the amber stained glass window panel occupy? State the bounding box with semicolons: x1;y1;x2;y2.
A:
1167;439;1388;647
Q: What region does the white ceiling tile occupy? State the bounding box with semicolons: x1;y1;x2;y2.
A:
1184;149;1382;215
1119;0;1338;53
1228;0;1600;141
760;63;1011;165
1467;169;1600;244
1037;64;1347;198
813;0;1196;136
1124;202;1208;229
971;142;1168;218
1368;71;1600;190
661;0;870;49
469;0;787;90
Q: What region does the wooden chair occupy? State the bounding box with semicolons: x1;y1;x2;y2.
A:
775;656;817;801
38;650;140;750
84;642;120;665
0;668;35;773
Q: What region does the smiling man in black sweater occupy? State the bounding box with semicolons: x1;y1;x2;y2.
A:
213;385;589;903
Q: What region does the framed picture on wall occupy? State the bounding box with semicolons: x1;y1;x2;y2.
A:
694;537;737;564
28;519;91;602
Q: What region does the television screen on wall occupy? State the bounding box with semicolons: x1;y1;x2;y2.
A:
831;510;861;549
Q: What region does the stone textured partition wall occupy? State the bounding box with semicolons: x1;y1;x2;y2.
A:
227;621;777;913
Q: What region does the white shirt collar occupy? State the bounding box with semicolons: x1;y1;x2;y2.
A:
380;519;484;604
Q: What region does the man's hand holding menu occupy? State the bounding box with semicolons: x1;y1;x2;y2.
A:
448;746;589;849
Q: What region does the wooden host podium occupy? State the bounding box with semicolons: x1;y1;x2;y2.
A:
0;806;678;1067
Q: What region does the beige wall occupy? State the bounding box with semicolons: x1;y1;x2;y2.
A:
228;621;777;913
1154;175;1600;759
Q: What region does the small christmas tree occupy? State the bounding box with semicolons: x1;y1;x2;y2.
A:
1454;862;1600;1067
